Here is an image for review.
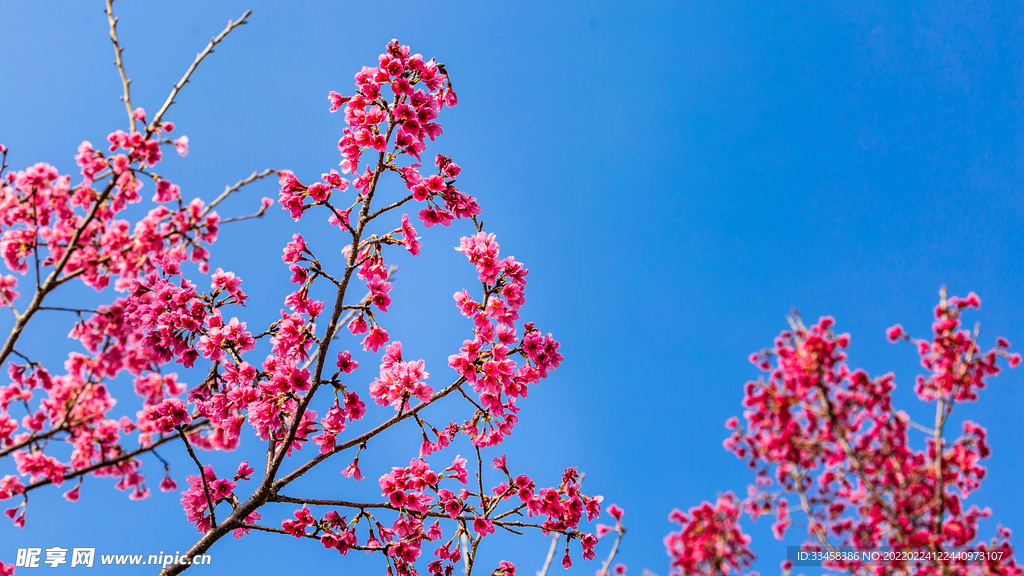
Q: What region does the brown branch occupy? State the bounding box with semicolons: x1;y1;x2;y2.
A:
23;419;209;492
178;426;218;529
366;193;416;221
270;494;536;531
0;424;69;458
274;377;466;488
265;109;399;483
218;210;268;224
200;168;276;219
235;523;383;551
104;0;135;131
475;446;486;510
38;306;101;314
158;375;464;576
146;10;253;136
0;179;117;368
789;469;839;555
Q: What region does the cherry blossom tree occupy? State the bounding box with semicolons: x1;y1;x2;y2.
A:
5;5;1020;576
0;3;613;575
616;290;1020;576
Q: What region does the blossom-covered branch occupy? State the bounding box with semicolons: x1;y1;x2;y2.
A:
652;290;1021;576
0;6;615;576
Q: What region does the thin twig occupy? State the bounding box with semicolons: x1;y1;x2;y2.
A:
271;495;394;509
298;265;398;371
274;376;466;488
537;534;559;576
147;10;253;136
178;426;218;529
461;530;472;576
38;306;101;314
23;419;209;492
104;0;135;131
201;168;275;218
597;527;627;576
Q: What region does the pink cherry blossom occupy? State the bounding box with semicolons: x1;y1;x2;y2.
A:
0;32;617;576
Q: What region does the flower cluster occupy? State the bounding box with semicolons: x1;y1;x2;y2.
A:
448;234;563;448
713;291;1021;576
0;115;260;528
663;493;754;576
0;29;610;576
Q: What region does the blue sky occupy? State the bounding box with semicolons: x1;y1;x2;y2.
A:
1;0;1023;574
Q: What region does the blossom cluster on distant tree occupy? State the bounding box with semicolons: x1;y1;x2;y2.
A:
613;291;1019;576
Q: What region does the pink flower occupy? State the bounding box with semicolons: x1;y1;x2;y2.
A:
140;398;192;433
418;206;452;228
606;503;624;522
234;461;254;481
159;476;178;492
63;485;80;502
472;515;494;536
153;178;181;203
14;450;67;486
328;91;351;112
447;456;468;484
663;493;753;576
341;458;363;481
232;511;262;539
400;214;421;256
455;231;502;284
336;350;359;373
362;326;389;353
0;475;25;500
453;290;478;317
492;454;508;472
307;182;330;202
368;342;432;409
173;136;189;157
282;233;307;264
348;314;368;335
321;169;349;190
0;275;21;307
282;505;316;537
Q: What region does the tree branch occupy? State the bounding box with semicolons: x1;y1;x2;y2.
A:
537;534;559;576
23;419;210;492
201;167;276;219
146;10;253;136
104;0;135;131
178;426;218;529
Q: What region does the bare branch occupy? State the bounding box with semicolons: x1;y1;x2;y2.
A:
271;495;394;509
147;10;253;135
104;0;135;131
597;527;626;576
201;167;276;218
537;534;559;576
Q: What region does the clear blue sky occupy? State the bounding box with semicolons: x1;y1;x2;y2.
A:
1;0;1023;574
